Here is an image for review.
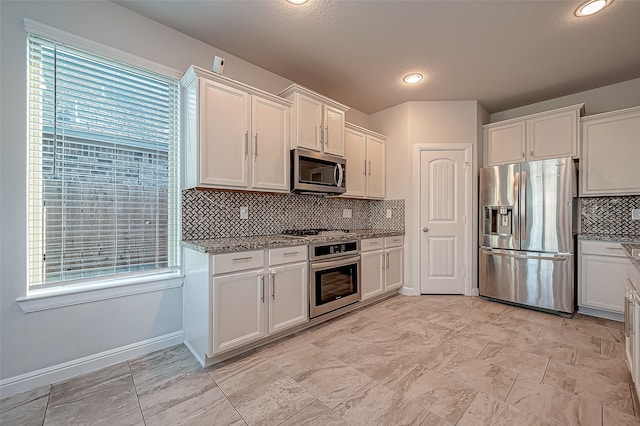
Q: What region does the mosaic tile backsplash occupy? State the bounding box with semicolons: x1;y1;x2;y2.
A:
182;189;405;240
580;195;640;236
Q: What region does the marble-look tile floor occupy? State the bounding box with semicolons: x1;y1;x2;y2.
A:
3;295;640;425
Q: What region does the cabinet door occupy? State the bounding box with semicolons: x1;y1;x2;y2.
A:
343;127;367;197
361;250;384;300
294;93;323;151
268;262;308;334
199;79;250;188
324;105;345;156
485;122;526;166
366;135;386;199
251;96;290;192
579;254;628;313
580;108;640;196
212;270;265;354
526;110;578;161
385;246;404;292
625;283;634;373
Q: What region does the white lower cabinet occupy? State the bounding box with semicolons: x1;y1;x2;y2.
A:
360;236;404;301
267;262;308;334
625;260;640;396
213;269;266;353
578;240;627;319
183;245;308;365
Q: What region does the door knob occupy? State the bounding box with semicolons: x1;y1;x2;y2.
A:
422;227;429;232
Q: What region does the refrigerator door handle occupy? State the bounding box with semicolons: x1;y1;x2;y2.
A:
520;170;527;242
484;248;568;262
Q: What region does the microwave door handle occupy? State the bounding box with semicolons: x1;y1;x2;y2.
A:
336;164;344;187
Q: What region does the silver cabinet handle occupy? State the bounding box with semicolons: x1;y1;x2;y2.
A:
325;126;329;145
259;273;265;303
270;269;277;300
625;296;629;337
386;252;390;269
232;256;253;262
363;160;366;176
530;150;534;157
282;251;299;256
522;152;525;158
368;160;372;176
606;246;623;250
254;133;258;158
244;131;249;157
422;228;429;232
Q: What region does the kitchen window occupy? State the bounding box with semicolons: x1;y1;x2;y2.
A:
26;34;180;293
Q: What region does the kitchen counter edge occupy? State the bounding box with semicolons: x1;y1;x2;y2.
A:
578;234;640;244
181;229;405;254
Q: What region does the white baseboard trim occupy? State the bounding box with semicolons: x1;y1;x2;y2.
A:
468;288;480;297
399;286;420;296
0;330;184;399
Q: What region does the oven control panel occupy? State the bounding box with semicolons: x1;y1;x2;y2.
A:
311;241;359;260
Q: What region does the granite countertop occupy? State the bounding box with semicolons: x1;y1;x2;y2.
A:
622;243;640;274
182;229;405;254
578;234;640;244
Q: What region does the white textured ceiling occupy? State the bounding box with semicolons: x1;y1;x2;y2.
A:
114;0;640;114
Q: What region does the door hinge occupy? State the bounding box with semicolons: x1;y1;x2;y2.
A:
464;161;469;170
463;267;467;277
463;215;467;223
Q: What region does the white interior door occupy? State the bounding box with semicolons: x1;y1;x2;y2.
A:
420;149;468;294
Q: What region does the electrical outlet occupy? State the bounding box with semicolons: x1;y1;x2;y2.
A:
342;208;352;218
240;206;248;220
632;209;640;220
386;209;392;219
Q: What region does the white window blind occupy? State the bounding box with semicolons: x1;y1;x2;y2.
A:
27;34;180;289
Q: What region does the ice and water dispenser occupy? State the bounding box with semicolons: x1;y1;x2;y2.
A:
483;206;513;236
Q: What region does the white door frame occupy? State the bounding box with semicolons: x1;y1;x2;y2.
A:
413;143;473;296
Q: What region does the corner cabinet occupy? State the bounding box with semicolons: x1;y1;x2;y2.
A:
279;84;348;157
580;106;640;196
182;66;291;192
183;245;308;366
343;123;386;199
484;104;584;166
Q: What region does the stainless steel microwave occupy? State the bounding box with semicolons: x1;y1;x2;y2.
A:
291;148;346;195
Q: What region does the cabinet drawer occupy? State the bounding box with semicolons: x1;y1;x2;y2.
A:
212;250;264;275
361;238;384;252
580;241;626;257
268;245;308;266
385;235;404;248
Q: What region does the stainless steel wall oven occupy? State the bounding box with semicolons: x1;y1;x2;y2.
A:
308;240;360;318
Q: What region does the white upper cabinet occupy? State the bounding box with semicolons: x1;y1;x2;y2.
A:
484;104;584;166
182;66;291;192
279;84;348;157
343;123;386;199
580;106;640;197
251;96;290;192
198;79;250;188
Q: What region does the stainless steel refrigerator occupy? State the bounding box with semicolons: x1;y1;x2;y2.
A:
479;157;577;315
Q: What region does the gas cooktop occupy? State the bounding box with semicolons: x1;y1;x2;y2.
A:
281;229;354;237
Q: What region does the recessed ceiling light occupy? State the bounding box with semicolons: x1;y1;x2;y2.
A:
575;0;612;16
403;73;423;84
287;0;308;4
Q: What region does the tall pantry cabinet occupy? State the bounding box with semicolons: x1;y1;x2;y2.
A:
182;66;291;192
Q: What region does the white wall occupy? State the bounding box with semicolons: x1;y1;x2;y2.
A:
0;0;368;395
370;101;482;296
490;78;640;122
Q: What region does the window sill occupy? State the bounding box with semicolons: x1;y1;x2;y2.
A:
16;272;184;313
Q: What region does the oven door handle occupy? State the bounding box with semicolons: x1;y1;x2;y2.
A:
310;255;360;271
